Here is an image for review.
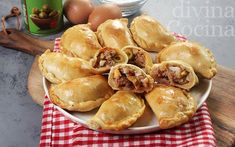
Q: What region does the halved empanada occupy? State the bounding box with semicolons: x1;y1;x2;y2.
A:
145;85;196;129
60;24;101;61
130;15;176;52
157;41;217;79
38;50;96;84
49;75;114;112
90;47;128;73
122;45;153;73
108;64;154;93
150;60;198;90
97;18;136;49
87;91;145;131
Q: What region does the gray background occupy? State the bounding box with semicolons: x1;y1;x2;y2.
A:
0;0;234;146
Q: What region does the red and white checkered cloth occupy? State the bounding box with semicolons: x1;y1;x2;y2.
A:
39;37;216;146
40;97;216;146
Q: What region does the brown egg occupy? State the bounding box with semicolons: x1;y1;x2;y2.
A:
88;4;122;31
64;0;94;24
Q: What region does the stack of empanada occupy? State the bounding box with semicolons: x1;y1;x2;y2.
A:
38;15;217;131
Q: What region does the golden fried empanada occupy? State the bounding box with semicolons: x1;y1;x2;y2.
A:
60;24;101;61
87;91;145;131
108;64;154;93
130;15;176;52
157;41;217;79
90;47;128;73
38;50;96;84
49;75;114;112
150;60;198;90
145;85;196;129
97;18;136;49
122;45;153;73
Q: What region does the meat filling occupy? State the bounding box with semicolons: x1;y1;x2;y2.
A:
93;49;121;68
114;67;150;90
153;65;190;85
128;50;145;68
168;65;189;84
152;68;169;84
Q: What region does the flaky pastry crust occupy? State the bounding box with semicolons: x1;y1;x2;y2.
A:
87;91;145;131
145;85;196;129
49;75;114;112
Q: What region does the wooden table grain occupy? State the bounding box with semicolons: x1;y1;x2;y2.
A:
207;66;235;146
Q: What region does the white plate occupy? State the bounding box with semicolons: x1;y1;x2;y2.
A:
43;77;212;134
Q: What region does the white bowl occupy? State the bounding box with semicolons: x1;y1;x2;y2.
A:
98;0;149;17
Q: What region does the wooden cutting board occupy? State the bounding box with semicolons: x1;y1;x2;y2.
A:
1;29;235;146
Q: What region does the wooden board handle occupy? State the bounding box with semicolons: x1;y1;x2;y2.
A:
0;28;54;55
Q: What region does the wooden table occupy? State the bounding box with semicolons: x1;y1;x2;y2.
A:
28;57;235;146
206;66;235;146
